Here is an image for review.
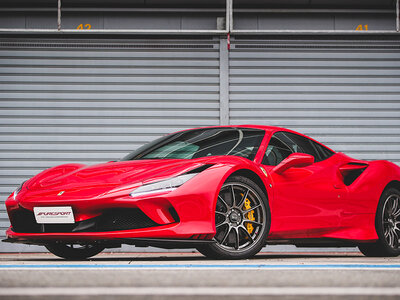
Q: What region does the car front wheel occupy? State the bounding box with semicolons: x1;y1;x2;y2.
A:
45;243;105;260
197;175;270;259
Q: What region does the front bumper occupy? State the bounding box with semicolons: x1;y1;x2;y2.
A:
5;187;216;245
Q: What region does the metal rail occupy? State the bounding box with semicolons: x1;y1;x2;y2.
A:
397;0;400;32
234;8;394;14
230;30;400;35
57;0;61;31
0;8;392;13
0;29;229;35
0;0;399;35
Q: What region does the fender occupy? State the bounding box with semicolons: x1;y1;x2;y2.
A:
349;160;400;214
190;156;273;230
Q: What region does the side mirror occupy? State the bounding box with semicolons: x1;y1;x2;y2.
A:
272;153;314;175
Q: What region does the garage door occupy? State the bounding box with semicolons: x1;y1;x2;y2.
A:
230;37;400;165
0;38;220;239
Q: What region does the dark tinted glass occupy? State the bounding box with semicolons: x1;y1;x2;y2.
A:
312;141;335;160
283;132;320;161
122;128;265;161
262;136;293;166
262;131;334;165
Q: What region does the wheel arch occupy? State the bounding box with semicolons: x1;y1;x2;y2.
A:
383;180;400;193
227;168;269;201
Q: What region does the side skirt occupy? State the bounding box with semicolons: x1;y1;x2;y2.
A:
265;238;367;248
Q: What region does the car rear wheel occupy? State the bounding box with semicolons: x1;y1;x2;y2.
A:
358;188;400;257
45;243;105;260
197;175;270;259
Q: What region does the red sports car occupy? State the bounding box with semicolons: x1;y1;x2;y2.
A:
4;125;400;260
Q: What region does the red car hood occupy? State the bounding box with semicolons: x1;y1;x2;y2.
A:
24;158;215;200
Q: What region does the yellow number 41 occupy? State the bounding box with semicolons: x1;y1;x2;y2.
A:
77;24;92;30
355;24;368;31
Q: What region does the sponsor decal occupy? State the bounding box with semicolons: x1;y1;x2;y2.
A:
37;211;71;216
33;206;75;224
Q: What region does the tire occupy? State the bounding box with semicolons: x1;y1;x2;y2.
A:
45;243;105;260
358;187;400;257
197;175;270;259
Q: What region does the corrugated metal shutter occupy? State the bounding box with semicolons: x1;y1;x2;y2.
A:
230;37;400;165
0;38;220;239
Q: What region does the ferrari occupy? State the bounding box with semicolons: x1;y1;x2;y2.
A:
4;125;400;260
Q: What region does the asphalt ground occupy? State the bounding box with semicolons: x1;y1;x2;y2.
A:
1;251;400;299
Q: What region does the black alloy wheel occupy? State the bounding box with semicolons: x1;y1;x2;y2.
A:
359;188;400;257
197;175;270;259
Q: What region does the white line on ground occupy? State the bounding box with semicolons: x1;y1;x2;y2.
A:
1;287;400;296
1;264;400;270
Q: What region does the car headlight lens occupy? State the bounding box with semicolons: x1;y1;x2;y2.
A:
130;173;197;197
12;181;26;200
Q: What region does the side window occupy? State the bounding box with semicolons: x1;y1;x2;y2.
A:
262;135;293;166
263;131;334;166
312;141;335;161
283;132;321;162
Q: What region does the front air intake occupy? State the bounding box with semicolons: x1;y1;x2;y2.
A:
10;207;161;233
96;208;160;231
10;208;40;233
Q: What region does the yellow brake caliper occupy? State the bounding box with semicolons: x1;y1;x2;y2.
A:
243;196;255;234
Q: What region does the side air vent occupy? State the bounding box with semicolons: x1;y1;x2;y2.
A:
339;162;368;186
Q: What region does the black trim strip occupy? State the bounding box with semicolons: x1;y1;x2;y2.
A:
2;237;216;249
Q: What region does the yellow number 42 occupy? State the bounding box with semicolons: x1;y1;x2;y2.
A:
77;24;92;30
355;24;368;31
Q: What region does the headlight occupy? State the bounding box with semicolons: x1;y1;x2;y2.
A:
12;181;26;200
130;173;197;197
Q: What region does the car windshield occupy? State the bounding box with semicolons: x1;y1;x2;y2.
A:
122;127;265;161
